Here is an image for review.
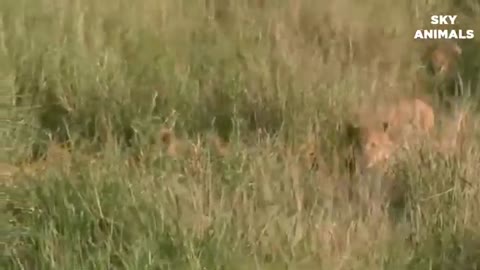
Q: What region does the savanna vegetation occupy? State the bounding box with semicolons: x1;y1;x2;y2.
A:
2;0;480;269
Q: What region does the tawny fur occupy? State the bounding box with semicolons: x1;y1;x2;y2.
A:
206;133;229;157
1;141;74;182
155;128;229;159
347;97;434;170
346;121;395;170
383;98;435;144
426;41;462;77
157;128;191;158
22;141;73;175
0;162;20;181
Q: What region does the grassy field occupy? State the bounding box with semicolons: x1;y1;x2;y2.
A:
2;0;480;269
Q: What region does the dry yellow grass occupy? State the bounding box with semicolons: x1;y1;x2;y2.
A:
435;107;469;154
144;128;231;161
298;132;328;172
1;141;73;184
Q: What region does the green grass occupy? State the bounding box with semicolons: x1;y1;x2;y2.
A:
2;0;480;269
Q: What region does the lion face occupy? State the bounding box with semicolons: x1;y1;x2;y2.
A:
346;121;395;170
428;41;462;78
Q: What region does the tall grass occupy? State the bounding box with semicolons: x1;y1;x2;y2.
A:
2;0;480;269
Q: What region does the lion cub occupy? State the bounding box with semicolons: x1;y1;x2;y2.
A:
147;128;229;160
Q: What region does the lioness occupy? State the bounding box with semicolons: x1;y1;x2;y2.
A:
383;98;435;145
345;121;394;171
346;98;435;171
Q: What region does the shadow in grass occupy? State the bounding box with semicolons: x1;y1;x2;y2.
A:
384;150;479;270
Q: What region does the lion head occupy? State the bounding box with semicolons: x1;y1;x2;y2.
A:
346;121;395;171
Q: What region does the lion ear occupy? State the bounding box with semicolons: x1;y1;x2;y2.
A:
382;121;389;132
345;122;361;141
